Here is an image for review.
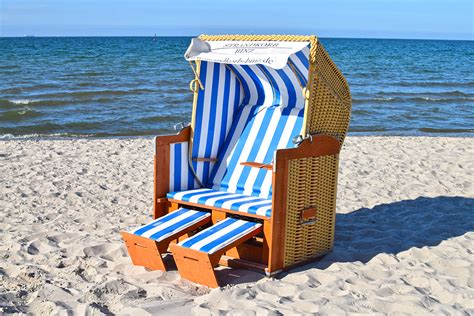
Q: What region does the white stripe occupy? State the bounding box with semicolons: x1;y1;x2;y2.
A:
242;108;282;196
211;105;254;187
225;106;267;193
169;143;176;191
220;196;262;209
171;188;211;200
187;220;245;251
255;205;272;216
289;55;308;82
211;65;226;159
266;67;289;107
203;192;242;206
282;65;304;109
137;210;199;238
196;62;214;182
233;65;258;106
145;212;211;242
188;190;226;203
250;65;273;107
237;199;272;213
258;108;301;198
207;223;260;254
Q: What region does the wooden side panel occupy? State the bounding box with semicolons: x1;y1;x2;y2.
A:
153;127;191;218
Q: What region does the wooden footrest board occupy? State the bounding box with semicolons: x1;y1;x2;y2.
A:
170;217;262;287
121;208;211;271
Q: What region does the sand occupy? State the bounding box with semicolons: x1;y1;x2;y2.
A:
0;136;473;315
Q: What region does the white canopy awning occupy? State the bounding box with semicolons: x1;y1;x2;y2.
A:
185;38;309;70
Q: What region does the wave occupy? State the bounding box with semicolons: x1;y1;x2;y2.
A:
7;99;39;105
0;97;119;109
0;109;43;122
418;128;474;133
352;96;474;104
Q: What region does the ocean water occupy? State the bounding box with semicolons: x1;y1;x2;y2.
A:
0;37;473;138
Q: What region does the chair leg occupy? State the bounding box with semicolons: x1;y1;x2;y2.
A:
170;244;220;288
121;232;167;271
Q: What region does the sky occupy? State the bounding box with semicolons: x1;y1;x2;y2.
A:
0;0;473;40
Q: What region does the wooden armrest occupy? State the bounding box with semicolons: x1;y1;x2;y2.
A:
275;135;340;162
240;162;273;170
155;126;191;148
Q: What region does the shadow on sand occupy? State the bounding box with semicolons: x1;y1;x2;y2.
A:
220;196;473;284
288;195;474;273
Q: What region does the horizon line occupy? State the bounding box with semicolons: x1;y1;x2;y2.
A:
0;34;473;41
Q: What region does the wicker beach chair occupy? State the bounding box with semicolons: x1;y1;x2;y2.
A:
122;35;351;287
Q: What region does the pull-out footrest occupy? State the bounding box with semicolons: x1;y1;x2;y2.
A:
170;217;262;287
121;208;211;271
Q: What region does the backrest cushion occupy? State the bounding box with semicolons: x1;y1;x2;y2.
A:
209;104;304;199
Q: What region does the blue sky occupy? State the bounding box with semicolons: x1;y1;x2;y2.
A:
1;0;472;39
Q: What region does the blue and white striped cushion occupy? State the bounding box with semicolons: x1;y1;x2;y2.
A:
190;61;244;186
132;208;210;241
209;105;304;199
169;142;199;192
178;217;262;254
167;188;272;217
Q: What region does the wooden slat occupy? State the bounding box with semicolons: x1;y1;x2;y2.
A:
240;161;273;170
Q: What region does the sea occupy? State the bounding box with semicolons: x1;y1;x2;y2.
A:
0;37;473;139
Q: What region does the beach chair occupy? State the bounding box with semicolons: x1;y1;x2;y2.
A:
122;35;351;287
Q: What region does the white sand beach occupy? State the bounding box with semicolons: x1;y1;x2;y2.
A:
1;136;473;315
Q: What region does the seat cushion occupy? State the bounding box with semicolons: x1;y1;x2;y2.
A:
132;208;211;241
177;217;262;254
167;188;272;217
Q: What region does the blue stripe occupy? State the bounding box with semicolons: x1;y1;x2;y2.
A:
220;67;231;148
286;108;305;148
199;221;258;253
233;77;241;113
228;64;250;105
250;107;292;196
247;203;272;216
217;105;259;190
276;68;297;108
209;105;256;185
213;195;249;208
259;66;281;106
180;217;237;248
296;50;309;70
234;107;276;194
196;192;230;204
148;211;207;240
192;61;208;179
134;208;190;236
168;189;212;201
289;56;308;86
173;143;182;191
226;197;261;210
202;63;221;185
241;65;265;106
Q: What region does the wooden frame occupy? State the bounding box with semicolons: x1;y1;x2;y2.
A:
121;212;211;271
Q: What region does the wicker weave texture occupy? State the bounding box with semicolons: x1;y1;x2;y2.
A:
305;43;351;144
283;42;350;268
284;155;338;266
